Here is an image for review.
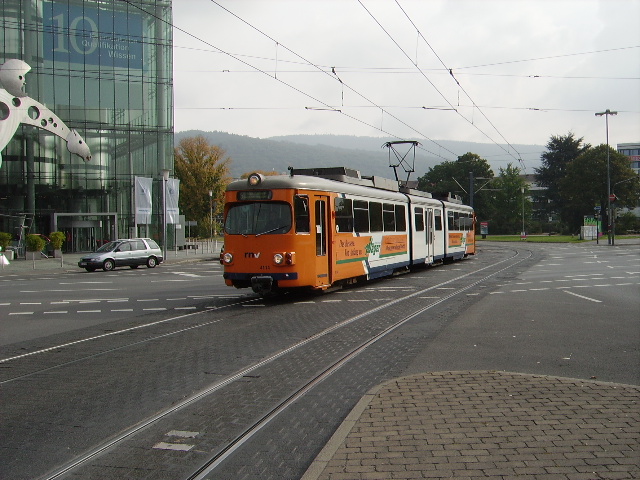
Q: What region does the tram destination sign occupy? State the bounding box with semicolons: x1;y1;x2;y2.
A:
238;191;273;201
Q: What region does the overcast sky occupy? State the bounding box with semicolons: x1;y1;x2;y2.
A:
172;0;639;164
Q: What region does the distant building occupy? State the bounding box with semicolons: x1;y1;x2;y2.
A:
0;1;174;253
616;143;640;217
617;143;640;174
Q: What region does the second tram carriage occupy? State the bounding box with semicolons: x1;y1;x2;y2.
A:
221;167;475;295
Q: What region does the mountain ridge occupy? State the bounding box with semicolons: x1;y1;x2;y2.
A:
174;130;544;179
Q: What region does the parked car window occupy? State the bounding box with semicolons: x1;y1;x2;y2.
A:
118;242;131;252
132;240;146;250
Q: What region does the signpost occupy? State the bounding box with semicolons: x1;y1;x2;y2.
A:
480;222;488;239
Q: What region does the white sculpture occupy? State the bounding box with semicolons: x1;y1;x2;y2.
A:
0;59;91;168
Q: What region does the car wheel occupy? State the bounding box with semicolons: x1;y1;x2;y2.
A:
85;267;96;272
146;256;157;268
130;265;139;269
103;259;115;271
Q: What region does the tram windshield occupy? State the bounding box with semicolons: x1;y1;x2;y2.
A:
225;202;292;236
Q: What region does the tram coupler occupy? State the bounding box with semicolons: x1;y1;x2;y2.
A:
251;276;274;296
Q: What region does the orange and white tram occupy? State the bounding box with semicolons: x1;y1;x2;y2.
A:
221;167;475;295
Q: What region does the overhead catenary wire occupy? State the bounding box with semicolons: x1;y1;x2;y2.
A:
122;1;442;158
394;0;526;171
357;0;525;170
206;0;459;161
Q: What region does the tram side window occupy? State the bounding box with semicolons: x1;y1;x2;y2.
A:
434;210;443;231
294;195;310;233
448;211;455;230
414;207;424;231
383;203;396;231
369;202;383;232
354;200;370;233
395;204;406;231
334;197;354;233
459;213;472;231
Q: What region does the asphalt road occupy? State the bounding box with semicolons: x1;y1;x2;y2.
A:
0;261;237;345
0;241;638;480
406;242;640;385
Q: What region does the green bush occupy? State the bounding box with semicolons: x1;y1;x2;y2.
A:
26;234;47;252
49;231;65;250
0;232;11;251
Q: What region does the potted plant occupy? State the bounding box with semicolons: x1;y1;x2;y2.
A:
0;232;12;261
49;231;65;258
26;234;47;260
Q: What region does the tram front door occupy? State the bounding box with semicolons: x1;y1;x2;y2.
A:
314;196;330;288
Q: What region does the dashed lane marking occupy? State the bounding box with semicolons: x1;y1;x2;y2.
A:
564;291;602;303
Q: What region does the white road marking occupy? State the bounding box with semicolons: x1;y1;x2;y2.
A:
563;291;602;303
153;442;193;451
167;430;199;438
21;289;118;293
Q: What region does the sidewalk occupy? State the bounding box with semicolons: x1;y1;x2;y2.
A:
303;371;640;480
0;241;219;276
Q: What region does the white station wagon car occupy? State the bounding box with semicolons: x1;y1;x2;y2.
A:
78;238;164;272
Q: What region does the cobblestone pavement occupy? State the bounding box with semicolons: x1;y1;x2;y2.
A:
303;371;640;480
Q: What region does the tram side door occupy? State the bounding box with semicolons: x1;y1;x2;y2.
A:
426;208;433;261
314;196;330;287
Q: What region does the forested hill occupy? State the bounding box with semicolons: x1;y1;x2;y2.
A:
174;130;544;179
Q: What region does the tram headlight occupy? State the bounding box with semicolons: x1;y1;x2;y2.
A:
273;253;284;265
248;173;263;186
222;252;234;264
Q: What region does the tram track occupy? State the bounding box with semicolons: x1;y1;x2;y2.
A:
187;247;532;480
35;246;533;480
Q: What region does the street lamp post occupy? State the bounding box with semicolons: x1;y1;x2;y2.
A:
208;190;213;253
521;187;525;238
161;169;170;261
595;109;617;245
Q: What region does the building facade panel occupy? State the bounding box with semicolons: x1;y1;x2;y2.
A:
1;0;173;253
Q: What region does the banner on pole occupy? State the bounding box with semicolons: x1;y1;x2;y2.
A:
166;178;180;224
134;177;153;225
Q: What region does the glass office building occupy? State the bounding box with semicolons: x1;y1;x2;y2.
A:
0;0;173;252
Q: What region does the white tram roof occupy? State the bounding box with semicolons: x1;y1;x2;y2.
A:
227;167;471;210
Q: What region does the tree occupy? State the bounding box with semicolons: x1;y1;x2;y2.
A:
417;152;494;221
535;133;590;226
174;136;232;237
490;164;531;234
560;144;639;232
